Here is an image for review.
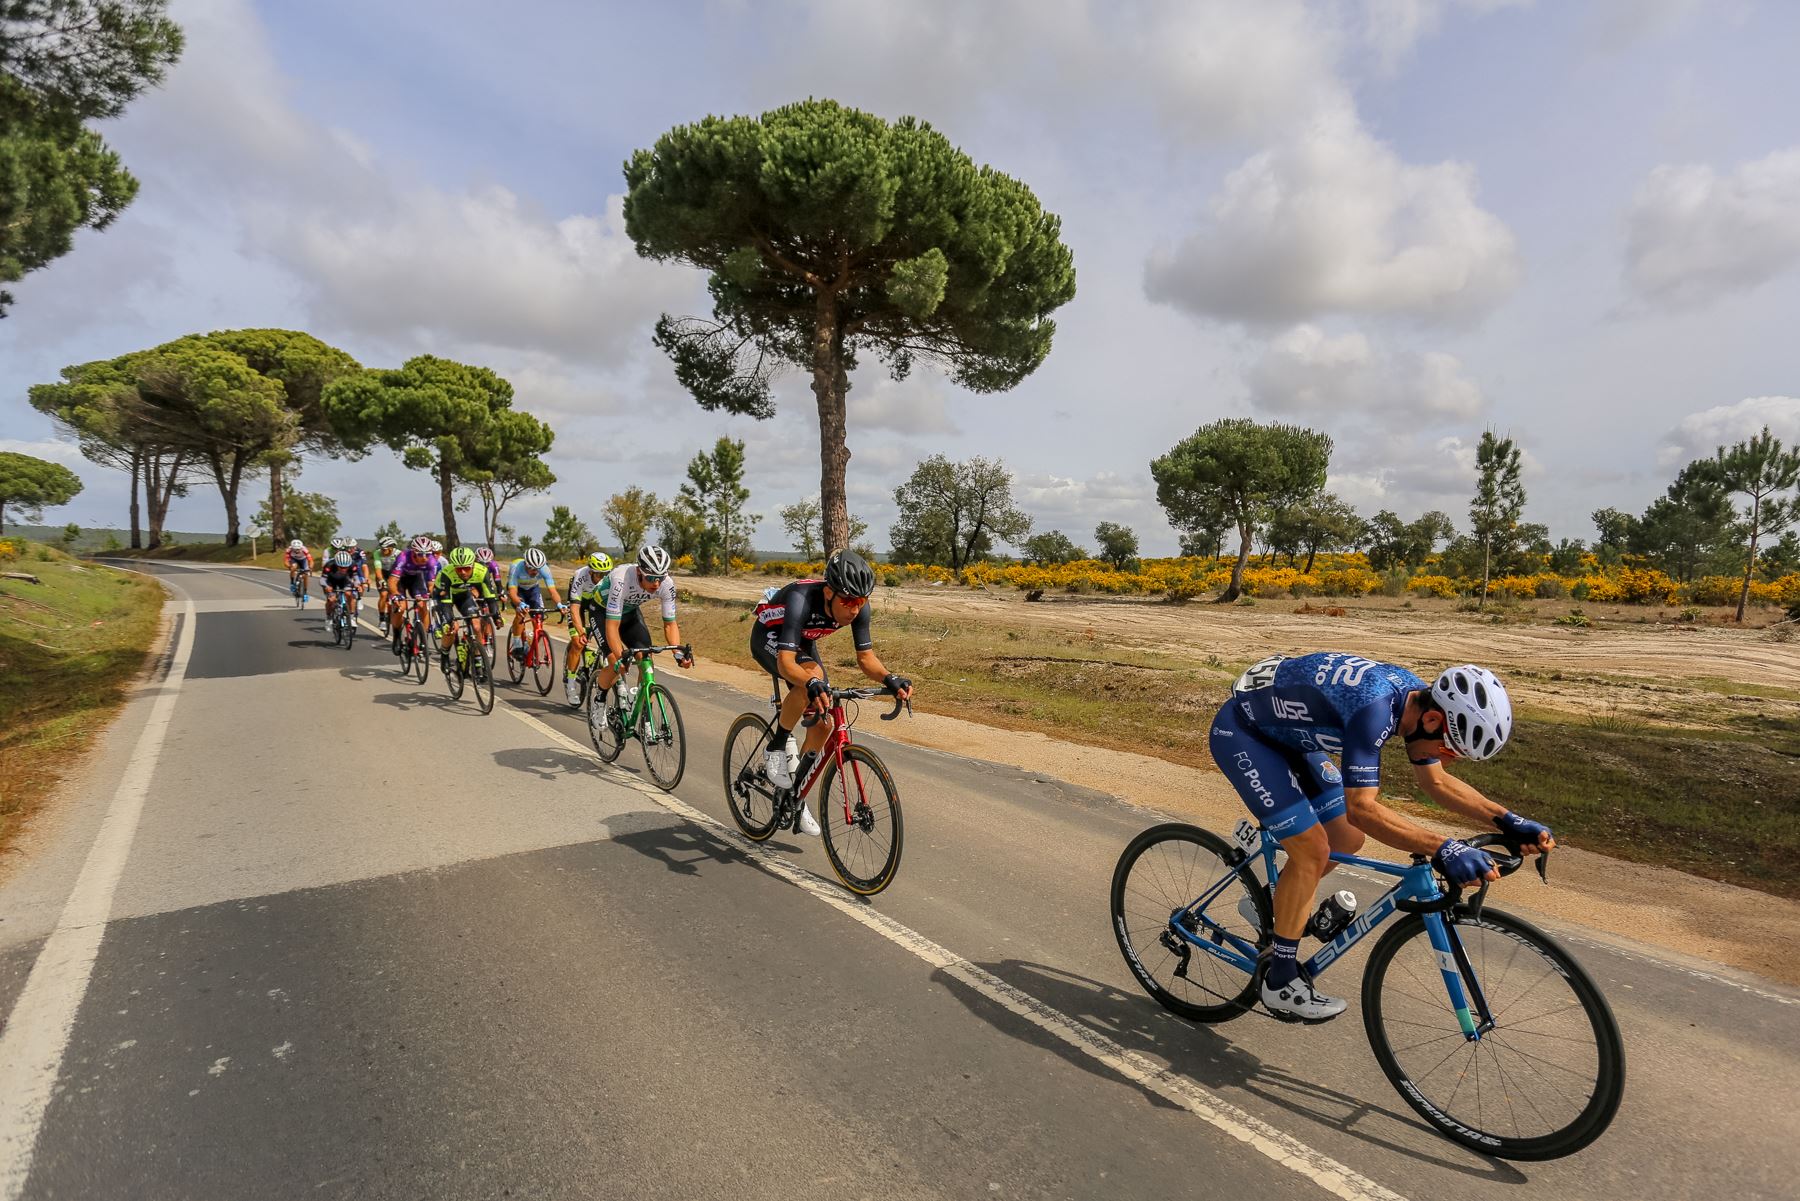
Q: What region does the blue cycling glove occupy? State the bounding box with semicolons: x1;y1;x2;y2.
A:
1494;810;1551;848
1433;838;1495;887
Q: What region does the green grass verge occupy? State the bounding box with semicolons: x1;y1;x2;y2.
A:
681;589;1800;898
0;541;165;850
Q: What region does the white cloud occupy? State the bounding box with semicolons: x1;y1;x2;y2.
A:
1357;0;1530;73
1246;324;1485;424
776;0;1341;142
1145;105;1520;325
1625;148;1800;309
1013;471;1160;538
0;438;88;467
848;378;962;437
1659;396;1800;465
108;0;693;367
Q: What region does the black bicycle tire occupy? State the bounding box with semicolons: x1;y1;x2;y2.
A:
443;635;465;700
470;644;495;713
507;629;527;685
1109;822;1266;1023
639;683;686;791
817;745;904;895
344;601;356;649
722;712;782;841
412;625;430;684
1361;907;1625;1160
531;631;554;696
586;678;625;763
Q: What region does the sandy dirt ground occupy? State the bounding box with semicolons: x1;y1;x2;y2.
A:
681;577;1800;987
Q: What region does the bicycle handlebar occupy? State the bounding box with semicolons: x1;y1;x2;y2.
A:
800;684;911;726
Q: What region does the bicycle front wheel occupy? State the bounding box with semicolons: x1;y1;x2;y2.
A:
722;713;781;841
507;631;526;685
1362;907;1625;1161
531;631;554;696
443;640;465;700
586;679;625;762
1110;823;1265;1023
639;683;686;790
344;604;356;649
818;745;903;895
469;644;495;713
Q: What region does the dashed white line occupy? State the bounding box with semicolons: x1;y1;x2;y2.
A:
0;596;196;1201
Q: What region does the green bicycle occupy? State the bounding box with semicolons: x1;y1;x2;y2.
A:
585;644;690;791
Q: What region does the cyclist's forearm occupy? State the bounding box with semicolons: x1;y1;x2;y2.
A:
1344;789;1443;857
1418;768;1505;826
662;620;681;649
855;649;887;682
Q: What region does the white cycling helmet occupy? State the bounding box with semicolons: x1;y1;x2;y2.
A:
289;539;305;551
331;551;353;568
637;544;671;577
409;535;432;553
1430;665;1512;761
429;539;444;554
523;548;547;570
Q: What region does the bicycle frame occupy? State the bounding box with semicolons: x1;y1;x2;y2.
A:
1168;827;1493;1041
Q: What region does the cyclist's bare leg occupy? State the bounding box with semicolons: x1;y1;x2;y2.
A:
1270;823;1331;940
776;661;832;756
1320;814;1364;878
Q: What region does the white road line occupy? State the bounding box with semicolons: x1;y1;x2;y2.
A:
501;702;1408;1201
0;597;196;1201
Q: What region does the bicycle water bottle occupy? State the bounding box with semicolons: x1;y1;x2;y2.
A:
1307;890;1359;942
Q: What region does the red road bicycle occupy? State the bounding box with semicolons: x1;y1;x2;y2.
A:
506;606;563;695
723;683;909;895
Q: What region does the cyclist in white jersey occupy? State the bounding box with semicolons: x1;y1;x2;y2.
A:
590;546;692;705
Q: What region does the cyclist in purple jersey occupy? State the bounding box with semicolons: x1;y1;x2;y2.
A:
1211;652;1553;1023
386;537;441;650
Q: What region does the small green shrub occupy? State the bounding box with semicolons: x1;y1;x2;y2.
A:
1677;606;1702;623
1555;607;1591;628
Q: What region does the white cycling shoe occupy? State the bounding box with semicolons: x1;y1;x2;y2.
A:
1260;973;1347;1024
762;746;794;789
563;676;582;706
795;803;821;837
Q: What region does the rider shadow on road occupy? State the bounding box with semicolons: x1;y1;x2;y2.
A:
597;811;745;877
935;958;1525;1182
491;747;602;782
367;690;467;713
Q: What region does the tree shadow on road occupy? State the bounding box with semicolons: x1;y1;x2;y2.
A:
933;957;1526;1182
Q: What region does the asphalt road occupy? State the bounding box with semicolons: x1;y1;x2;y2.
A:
1;562;1795;1200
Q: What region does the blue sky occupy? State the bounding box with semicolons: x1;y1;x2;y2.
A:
4;0;1798;554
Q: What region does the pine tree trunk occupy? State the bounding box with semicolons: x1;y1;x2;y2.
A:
129;449;142;549
1736;496;1761;623
811;297;851;554
1479;535;1493;610
269;457;287;543
1303;544;1318;574
438;461;459;545
221;453;245;547
1217;521;1253;603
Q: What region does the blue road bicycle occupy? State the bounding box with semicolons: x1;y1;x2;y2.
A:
1110;820;1624;1160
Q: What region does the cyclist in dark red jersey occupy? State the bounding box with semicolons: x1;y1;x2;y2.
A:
750;550;911;835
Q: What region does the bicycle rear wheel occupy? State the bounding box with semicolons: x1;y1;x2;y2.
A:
639;683;686;790
722;713;781;841
331;601;344;646
1362;907;1625;1160
1109;823;1265;1023
817;746;903;895
531;631;554;696
586;679;625;762
469;643;495;713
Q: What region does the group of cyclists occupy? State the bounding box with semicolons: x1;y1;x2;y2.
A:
282;532;1552;1025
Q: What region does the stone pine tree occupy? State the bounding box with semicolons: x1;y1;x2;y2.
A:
29;353;197;548
1150;419;1332;603
0;1;183;314
1701;426;1800;622
200;329;360;542
323;356;553;546
889;455;1031;570
1469;431;1525;610
623;98;1076;553
0;451;82;532
602;486;662;555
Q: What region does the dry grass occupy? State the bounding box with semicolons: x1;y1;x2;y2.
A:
0;544;165;853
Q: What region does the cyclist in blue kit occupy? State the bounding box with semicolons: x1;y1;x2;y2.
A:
1211;653;1554;1023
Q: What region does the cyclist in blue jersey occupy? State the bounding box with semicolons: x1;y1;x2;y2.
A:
1212;653;1553;1023
504;548;566;661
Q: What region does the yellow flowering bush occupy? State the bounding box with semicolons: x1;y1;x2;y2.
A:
1407;574;1459;599
0;539;17;563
